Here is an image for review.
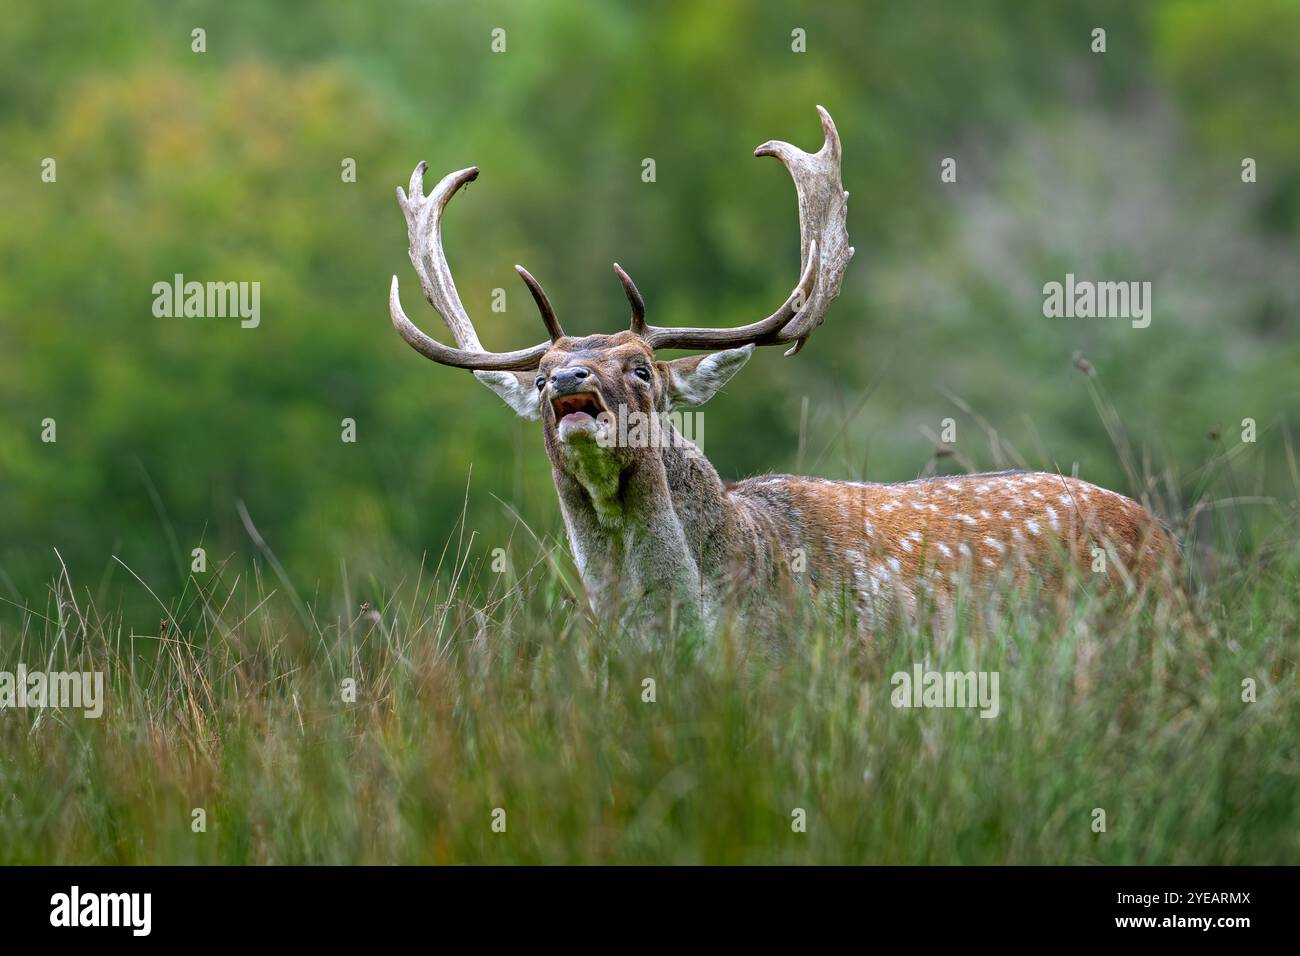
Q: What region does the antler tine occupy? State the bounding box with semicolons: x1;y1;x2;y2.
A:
388;161;552;371
639;250;818;351
388;277;550;370
515;265;564;341
613;263;646;335
640;106;853;356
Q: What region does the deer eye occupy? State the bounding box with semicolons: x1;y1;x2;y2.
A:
632;366;651;382
535;376;546;390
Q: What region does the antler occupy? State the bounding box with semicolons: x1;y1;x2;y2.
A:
389;107;850;368
628;105;853;356
388;162;560;371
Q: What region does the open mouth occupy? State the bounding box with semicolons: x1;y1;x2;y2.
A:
551;392;607;424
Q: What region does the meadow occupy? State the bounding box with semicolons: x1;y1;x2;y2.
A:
2;429;1296;865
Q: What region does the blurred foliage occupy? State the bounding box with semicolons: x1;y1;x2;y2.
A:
1;0;1297;608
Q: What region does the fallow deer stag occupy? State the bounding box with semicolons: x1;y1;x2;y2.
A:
387;106;1175;637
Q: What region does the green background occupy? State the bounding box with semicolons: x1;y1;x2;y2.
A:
2;0;1298;612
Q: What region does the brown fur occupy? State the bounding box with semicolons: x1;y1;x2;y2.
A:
523;333;1176;637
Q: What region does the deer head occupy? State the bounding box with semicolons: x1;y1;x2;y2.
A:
388;107;853;630
388;107;852;491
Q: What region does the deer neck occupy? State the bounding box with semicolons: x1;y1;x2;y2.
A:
552;428;729;628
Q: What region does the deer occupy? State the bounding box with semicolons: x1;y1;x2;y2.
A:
386;106;1176;639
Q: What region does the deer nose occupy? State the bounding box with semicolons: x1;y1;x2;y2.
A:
550;366;592;393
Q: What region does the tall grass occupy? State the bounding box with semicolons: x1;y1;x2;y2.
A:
0;468;1297;864
2;378;1298;865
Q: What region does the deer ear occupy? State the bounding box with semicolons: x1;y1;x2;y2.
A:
473;370;542;420
661;345;754;409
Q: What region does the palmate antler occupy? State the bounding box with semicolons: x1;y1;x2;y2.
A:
621;105;853;356
388;164;559;371
388;106;852;369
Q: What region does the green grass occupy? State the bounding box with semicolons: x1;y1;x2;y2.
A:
1;489;1297;865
